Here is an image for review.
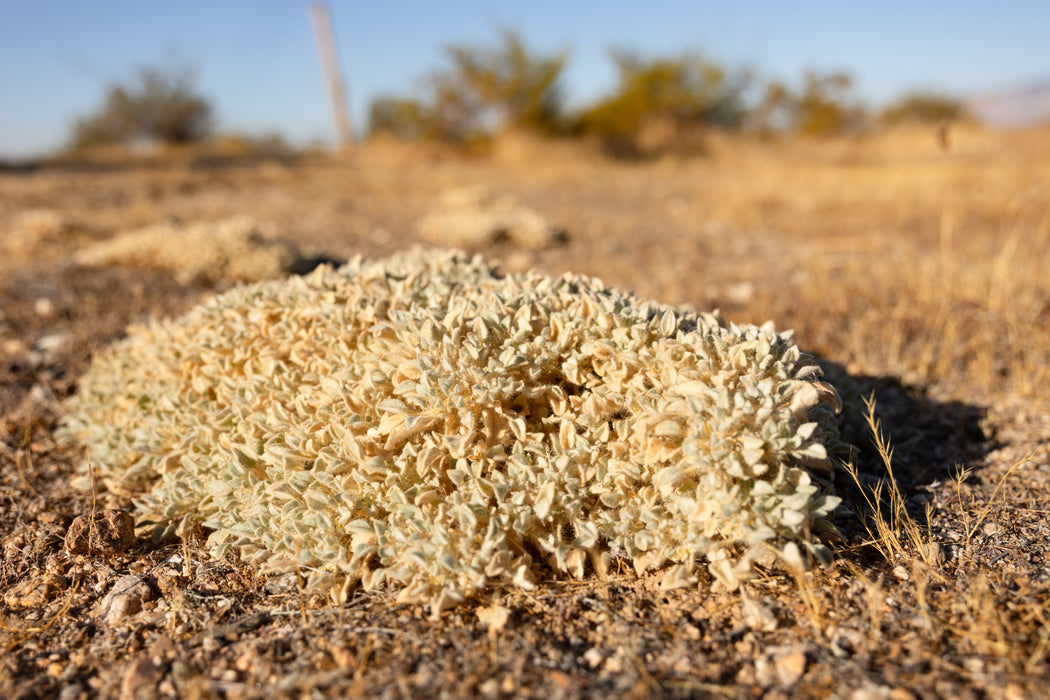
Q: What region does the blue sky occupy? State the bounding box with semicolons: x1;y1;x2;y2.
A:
2;1;1048;158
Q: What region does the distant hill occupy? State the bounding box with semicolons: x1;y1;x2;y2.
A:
968;79;1050;126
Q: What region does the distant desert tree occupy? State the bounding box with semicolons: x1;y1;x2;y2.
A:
71;64;213;149
368;30;568;143
577;50;751;156
368;97;433;140
878;91;968;125
753;71;867;136
442;29;568;134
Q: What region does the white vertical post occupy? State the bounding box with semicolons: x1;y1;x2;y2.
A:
309;2;353;149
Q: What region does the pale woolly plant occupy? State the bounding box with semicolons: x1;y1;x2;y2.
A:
74;216;302;283
59;248;842;614
416;188;565;250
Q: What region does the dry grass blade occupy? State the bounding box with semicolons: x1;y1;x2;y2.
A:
955;450;1034;550
842;394;944;572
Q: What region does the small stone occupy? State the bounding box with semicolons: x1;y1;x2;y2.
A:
329;645;356;670
741;588;779;631
548;670;576;690
37;511;64;525
500;675;516;694
235;648;259;673
65;510;136;555
35;332;66;353
119;654;164;700
1004;683;1026;700
58;683;84;700
754;657;776;688
725;281;755;305
775;651;807;688
1;339;26;356
583;647;604;668
155;570;185;600
476;604;511;633
478;679;500;699
98;574;153;626
148;634;175;664
735;663;757;686
2;574;66;608
850;684;893;700
34;298;55;317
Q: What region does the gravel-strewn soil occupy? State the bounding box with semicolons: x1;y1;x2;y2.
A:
2;129;1049;699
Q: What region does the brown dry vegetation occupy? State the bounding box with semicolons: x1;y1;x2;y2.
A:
1;124;1049;699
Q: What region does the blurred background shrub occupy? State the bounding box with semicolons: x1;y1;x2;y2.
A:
70;64;213;150
369;30;568;145
877;90;968;125
752;71;867;137
575;50;752;157
364;29;895;156
65;29;970;159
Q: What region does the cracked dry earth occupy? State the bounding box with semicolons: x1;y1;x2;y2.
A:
2;129;1050;699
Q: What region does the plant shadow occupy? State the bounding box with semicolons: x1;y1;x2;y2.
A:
817;359;996;551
